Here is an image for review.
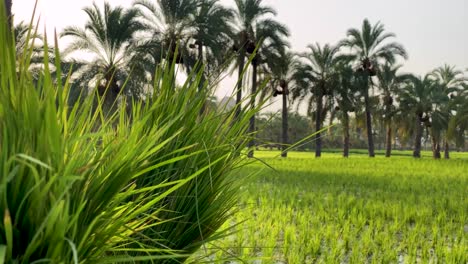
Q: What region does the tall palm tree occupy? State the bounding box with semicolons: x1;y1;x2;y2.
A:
334;63;360;157
246;18;289;158
432;64;465;159
233;0;277;118
135;0;234;106
135;0;234;71
448;86;468;150
9;21;49;80
426;84;449;159
190;0;235;70
14;21;35;58
291;43;341;158
61;2;145;115
190;0;235;114
376;63;411;157
393;108;417;149
341;19;408;157
134;0;198;67
399;75;439;158
268;51;296;157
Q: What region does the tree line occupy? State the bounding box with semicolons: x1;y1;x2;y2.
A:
5;0;468;159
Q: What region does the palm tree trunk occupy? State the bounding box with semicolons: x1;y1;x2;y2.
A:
104;79;119;117
4;0;12;29
315;90;323;158
235;48;246;119
413;115;423;158
343;111;350;158
197;43;203;64
384;94;392;157
247;60;257;158
443;139;450;159
431;135;441;159
197;43;206;115
385;119;392;157
364;80;375;157
281;89;288;158
328;109;336;136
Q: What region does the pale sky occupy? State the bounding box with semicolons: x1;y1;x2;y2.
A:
12;0;468;112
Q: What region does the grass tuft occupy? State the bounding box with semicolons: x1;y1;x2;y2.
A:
0;2;260;262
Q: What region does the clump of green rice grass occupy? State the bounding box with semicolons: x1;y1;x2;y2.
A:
0;3;258;263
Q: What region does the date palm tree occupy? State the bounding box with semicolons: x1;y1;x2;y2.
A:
135;0;234;72
190;0;235;70
427;84;450;159
291;43;341;158
334;63;360;157
431;64;466;158
448;85;468;150
399;75;440;158
267;51;296;157
61;2;145;115
191;0;235;113
233;0;277;118
134;0;198;67
341;19;408;157
135;0;234;113
246;18;289;157
11;21;50;80
376;63;411;157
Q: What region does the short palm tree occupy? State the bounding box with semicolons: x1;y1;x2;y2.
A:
426;84;450;159
291;43;341;158
448;85;468;149
431;64;466;158
232;0;277;118
341;19;408;157
376;63;411;157
61;2;145;114
399;75;440;158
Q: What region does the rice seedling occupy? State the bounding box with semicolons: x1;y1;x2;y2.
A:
193;151;468;263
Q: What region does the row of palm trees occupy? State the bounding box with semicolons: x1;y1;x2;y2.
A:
57;0;290;129
277;19;409;159
261;20;467;159
294;61;467;159
282;48;467;159
7;0;468;159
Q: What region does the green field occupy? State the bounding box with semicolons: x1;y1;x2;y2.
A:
193;151;468;263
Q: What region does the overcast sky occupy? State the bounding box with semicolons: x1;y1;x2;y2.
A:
13;0;468;111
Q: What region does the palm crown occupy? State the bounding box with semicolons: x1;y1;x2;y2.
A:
291;43;342;157
135;0;197;65
135;0;234;73
190;0;235;75
291;43;342;115
341;19;408;77
232;0;279;114
62;2;145;96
